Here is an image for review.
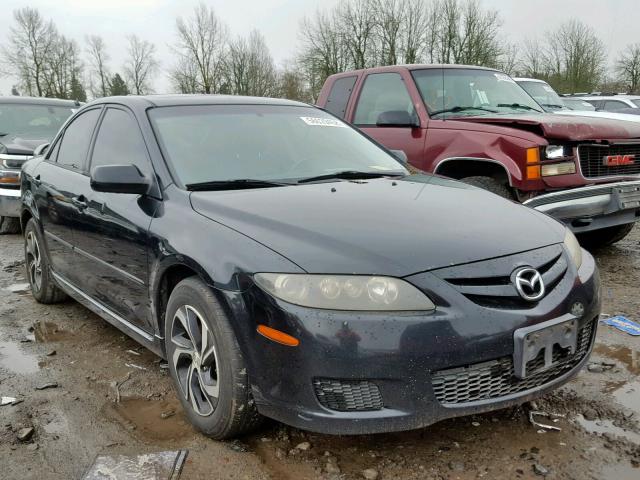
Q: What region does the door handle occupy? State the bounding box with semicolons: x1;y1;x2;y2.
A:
72;196;88;209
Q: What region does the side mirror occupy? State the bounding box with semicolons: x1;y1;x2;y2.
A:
33;143;49;157
90;164;150;195
390;149;408;165
376;110;419;128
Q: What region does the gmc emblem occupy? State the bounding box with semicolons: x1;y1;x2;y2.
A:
603;154;635;166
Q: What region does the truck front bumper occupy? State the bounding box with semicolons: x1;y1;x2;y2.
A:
524;181;640;233
0;187;21;217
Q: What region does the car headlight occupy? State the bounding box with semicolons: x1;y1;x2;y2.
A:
254;273;436;311
545;145;572;159
564;229;583;269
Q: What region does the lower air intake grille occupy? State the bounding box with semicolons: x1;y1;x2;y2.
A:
314;379;383;411
431;320;594;405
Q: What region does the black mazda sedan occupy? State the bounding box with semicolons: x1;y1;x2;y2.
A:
20;95;600;439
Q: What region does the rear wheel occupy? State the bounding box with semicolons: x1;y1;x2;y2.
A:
577;222;635;249
0;216;20;234
164;277;262;439
461;176;513;200
24;219;67;303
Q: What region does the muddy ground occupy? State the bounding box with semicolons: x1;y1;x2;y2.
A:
1;230;639;480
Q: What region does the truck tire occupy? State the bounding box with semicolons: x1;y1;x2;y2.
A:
576;223;635;249
461;176;513;200
0;216;21;234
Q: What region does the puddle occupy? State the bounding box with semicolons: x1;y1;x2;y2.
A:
593;344;640;374
4;282;30;294
599;462;640;480
104;397;194;442
0;341;40;374
33;321;70;342
574;414;640;445
612;380;640;412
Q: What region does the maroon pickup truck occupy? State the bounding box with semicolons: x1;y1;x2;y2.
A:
317;65;640;247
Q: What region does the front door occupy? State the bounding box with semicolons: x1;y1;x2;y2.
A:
349;72;427;165
72;107;158;333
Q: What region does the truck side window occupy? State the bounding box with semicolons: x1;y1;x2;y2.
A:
353;73;415;126
325;76;357;119
603;100;627;111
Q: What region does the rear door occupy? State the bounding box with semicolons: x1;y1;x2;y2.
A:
349;72;427;164
72;106;158;333
36;107;102;283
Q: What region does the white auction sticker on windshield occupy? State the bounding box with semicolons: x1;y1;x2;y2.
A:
494;73;515;83
300;117;347;128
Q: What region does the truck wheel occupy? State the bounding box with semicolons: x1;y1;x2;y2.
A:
164;277;263;439
0;216;20;234
24;219;67;303
576;223;635;249
461;176;513;200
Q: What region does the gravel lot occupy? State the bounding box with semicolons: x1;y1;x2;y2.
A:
1;229;639;479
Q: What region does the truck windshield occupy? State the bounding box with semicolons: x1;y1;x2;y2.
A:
148;104;408;186
411;69;543;118
516;80;567;111
0;104;75;138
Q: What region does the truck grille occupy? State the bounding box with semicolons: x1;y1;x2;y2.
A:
431;320;594;405
578;144;640;178
314;378;383;411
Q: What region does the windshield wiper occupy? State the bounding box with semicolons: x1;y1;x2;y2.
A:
430;106;498;116
186;179;290;191
541;103;565;109
297;170;405;184
497;103;541;112
0;132;8;137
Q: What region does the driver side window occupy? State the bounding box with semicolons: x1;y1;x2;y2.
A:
353;73;415;126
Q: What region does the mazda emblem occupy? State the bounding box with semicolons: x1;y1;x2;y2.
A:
512;267;545;301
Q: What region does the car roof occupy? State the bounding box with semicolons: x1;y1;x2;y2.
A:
580;95;640;100
513;78;548;84
0;95;80;106
328;64;500;78
87;94;309;109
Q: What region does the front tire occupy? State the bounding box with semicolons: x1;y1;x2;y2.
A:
24;219;67;304
577;222;635;249
0;216;20;234
461;176;513;200
164;277;262;439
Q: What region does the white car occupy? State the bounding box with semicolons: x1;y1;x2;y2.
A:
579;94;640;112
514;78;640;123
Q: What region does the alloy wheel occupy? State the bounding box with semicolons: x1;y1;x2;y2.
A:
170;305;220;416
26;231;43;292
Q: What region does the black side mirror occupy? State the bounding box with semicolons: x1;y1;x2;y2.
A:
90;164;150;195
376;110;419;128
390;149;408;165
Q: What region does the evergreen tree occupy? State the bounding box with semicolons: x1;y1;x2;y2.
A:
109;73;129;96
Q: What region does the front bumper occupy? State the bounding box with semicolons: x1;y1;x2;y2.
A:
0;187;21;217
524;180;640;233
226;250;600;435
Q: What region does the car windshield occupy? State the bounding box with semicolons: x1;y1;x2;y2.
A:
411;69;543;118
148;104;408;186
516;81;567;111
0;103;75;138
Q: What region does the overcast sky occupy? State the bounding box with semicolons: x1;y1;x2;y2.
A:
0;0;637;95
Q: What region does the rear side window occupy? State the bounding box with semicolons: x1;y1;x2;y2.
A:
604;100;628;111
90;108;150;176
324;76;357;119
353;73;415;125
633;99;640;107
55;108;101;171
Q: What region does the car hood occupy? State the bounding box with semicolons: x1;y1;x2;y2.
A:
0;133;49;155
190;175;565;277
456;112;640;141
554;110;640;124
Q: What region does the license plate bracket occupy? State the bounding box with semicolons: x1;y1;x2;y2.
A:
513;314;578;379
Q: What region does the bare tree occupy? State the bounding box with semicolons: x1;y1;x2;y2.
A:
375;0;403;65
226;30;278;97
86;35;110;97
519;38;548;79
172;3;229;94
401;0;428;64
169;56;201;94
616;43;640;94
338;0;377;69
2;7;56;96
123;34;159;95
277;67;313;102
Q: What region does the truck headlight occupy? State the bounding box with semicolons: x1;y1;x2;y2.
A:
254;273;436;311
545;145;572;159
564;229;583;269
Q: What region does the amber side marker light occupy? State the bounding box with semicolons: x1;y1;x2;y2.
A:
257;325;300;347
526;147;541;180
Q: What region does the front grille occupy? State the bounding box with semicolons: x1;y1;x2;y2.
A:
314;378;383;411
578;144;640;178
431;320;594;405
439;246;567;310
